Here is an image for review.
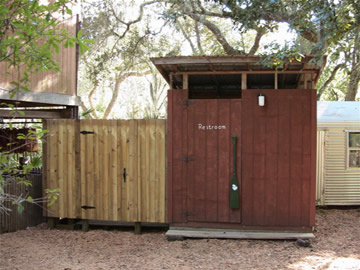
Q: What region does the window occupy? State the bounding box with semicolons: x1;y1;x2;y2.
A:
348;132;360;169
189;74;242;99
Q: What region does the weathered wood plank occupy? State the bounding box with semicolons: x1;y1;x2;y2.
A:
217;100;231;223
110;120;118;221
74;119;81;218
157;119;166;222
119;120;128;220
102;120;109;221
205;99;218;222
129;120;139;222
166;228;315;240
264;93;279;226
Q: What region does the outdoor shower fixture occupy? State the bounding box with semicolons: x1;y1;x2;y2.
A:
258;93;265;106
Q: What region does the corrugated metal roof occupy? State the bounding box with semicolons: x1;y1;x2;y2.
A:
151;55;324;85
317;101;360;123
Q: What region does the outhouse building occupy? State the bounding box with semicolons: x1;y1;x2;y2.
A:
152;56;324;236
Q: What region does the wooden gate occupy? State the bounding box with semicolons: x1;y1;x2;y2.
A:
168;90;242;225
43;119;166;223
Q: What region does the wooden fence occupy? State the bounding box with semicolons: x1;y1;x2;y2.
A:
0;174;43;233
43;119;166;223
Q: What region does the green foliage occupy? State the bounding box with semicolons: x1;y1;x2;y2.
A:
168;0;360;100
0;0;91;94
45;188;60;206
0;0;92;214
79;0;171;119
0;125;49;214
260;41;305;69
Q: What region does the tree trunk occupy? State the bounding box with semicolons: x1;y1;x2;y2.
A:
345;67;360;101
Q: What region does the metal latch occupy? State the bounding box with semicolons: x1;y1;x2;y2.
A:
179;100;196;105
80;130;95;135
179;157;195;162
81;205;96;210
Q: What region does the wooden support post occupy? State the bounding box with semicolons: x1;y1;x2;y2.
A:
68;219;76;230
183;74;189;90
241;73;247;90
47;217;57;229
304;74;314;89
169;73;174;89
134;222;142;235
274;72;278;89
82;219;89;232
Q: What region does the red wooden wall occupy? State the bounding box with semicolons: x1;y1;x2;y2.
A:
168;90;242;225
167;89;316;231
241;90;316;230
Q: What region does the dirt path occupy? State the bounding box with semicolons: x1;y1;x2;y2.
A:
1;208;359;270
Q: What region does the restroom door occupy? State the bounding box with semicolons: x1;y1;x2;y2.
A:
168;90;242;225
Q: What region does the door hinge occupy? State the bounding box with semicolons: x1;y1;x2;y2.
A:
80;130;95;135
81;205;96;210
179;100;196;105
179;157;195;162
182;212;195;217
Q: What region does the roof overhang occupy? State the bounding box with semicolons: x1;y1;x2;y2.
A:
151;55;326;86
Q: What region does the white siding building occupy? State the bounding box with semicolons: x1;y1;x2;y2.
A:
317;101;360;205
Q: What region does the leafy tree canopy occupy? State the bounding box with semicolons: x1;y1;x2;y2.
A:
161;0;360;100
0;0;90;213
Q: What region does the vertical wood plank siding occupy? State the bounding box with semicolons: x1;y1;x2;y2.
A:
168;89;316;230
242;90;316;229
43;119;79;218
43;119;166;223
0;174;43;233
0;17;77;96
168;90;242;225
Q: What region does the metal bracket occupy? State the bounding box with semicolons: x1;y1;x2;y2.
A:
179;157;195;162
182;212;195;217
80;130;95;135
179;100;196;105
81;205;96;210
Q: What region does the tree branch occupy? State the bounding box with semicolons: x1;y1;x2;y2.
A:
103;71;152;119
317;63;346;100
109;1;159;40
177;21;197;54
248;28;266;55
79;98;93;119
194;20;204;55
187;13;244;55
88;83;99;119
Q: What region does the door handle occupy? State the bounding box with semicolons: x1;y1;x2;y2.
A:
123;168;126;183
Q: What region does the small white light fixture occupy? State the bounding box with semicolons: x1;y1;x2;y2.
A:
258;93;265;106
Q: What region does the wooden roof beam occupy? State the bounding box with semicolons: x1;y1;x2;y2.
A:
0;108;76;119
0;90;79;106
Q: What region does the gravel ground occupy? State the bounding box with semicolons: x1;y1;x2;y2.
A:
0;208;359;270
